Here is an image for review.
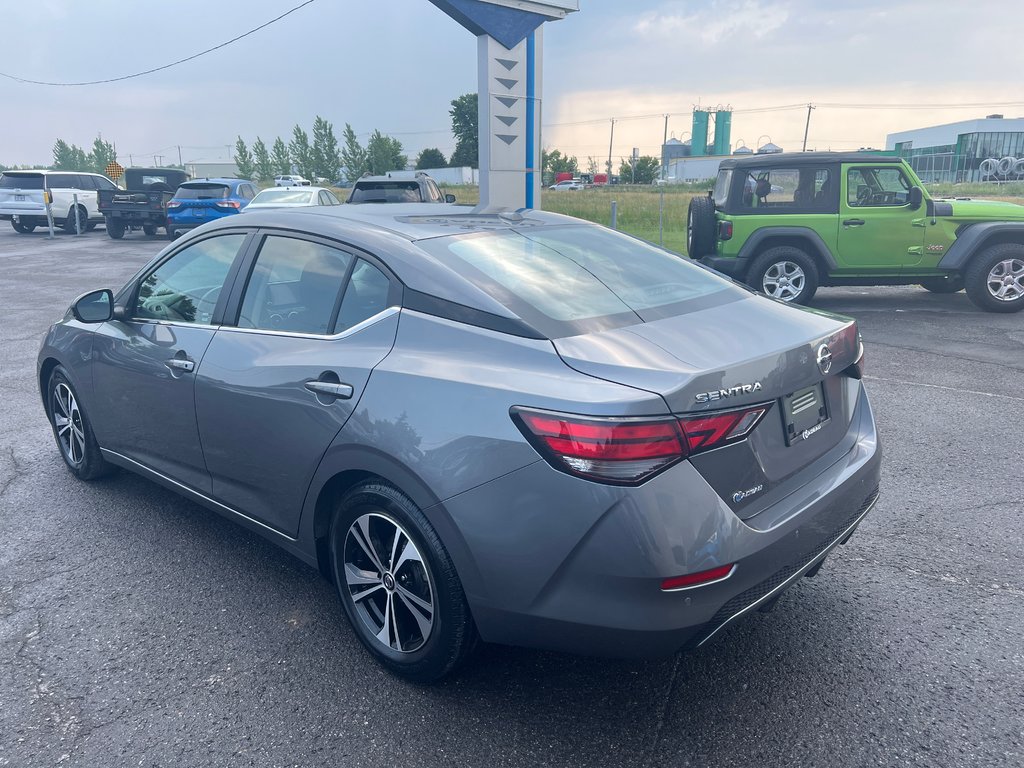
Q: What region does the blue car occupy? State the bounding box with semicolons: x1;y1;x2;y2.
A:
165;178;257;239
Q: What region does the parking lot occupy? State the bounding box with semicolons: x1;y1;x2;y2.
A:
1;225;1021;767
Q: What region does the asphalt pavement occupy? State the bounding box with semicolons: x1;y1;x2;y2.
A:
1;224;1021;768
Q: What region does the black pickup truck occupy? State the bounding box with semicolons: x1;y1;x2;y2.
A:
97;167;189;239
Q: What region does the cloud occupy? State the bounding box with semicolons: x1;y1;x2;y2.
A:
633;1;791;46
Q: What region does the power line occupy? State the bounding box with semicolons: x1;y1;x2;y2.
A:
0;0;317;86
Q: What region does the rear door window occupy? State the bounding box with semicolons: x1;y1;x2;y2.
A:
48;174;78;189
237;236;354;335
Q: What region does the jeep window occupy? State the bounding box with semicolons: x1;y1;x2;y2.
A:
847;167;911;207
713;170;732;207
739;168;832;211
0;173;44;190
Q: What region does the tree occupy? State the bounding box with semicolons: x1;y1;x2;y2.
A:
449;93;478;169
415;148;446;170
618;155;660;185
340;123;368;182
366;130;406;175
52;139;89;171
586;156;600;175
234;136;255;180
289;125;316;181
271;137;291;175
542;149;578;175
88;135;116;174
252;137;273;183
311;115;340;181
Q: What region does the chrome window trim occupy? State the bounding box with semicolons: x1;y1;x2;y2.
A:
220;306;399;341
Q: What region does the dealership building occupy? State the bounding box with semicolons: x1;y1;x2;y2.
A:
886;115;1024;183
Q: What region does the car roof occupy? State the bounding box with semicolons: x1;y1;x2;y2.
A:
180;178;243;185
1;169;107;176
719;151;904;169
253;186;330;195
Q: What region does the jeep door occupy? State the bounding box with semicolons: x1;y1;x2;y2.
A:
836;164;924;271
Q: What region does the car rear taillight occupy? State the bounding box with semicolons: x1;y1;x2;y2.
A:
717;220;733;240
215;200;241;209
512;403;771;485
167;201;181;209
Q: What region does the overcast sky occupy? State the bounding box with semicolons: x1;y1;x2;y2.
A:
3;0;1022;168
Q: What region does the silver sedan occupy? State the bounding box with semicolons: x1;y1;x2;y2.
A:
245;186;342;210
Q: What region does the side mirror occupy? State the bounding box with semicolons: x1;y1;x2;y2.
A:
71;289;114;323
908;186;923;210
445;194;456;203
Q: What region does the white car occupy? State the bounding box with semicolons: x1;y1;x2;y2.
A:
244;186;342;210
274;174;311;187
549;179;584;191
0;170;118;233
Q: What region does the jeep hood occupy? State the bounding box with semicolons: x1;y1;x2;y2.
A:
941;197;1024;219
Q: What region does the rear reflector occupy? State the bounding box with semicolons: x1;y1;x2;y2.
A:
512;402;772;485
661;563;736;591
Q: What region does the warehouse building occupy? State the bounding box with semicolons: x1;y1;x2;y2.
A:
886;115;1024;183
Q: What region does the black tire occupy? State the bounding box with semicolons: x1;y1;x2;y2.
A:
964;243;1024;313
106;221;126;240
920;275;964;293
686;195;717;258
11;219;35;234
47;366;111;481
166;228;176;241
63;205;88;234
330;481;476;682
142;224;158;236
747;246;820;305
85;222;98;232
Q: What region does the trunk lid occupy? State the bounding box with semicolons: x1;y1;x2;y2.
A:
554;295;862;519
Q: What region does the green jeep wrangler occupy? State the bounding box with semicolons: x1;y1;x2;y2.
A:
686;152;1024;313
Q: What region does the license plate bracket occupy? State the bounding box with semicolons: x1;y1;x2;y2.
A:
782;382;829;445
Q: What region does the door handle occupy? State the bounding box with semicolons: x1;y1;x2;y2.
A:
843;218;865;227
305;381;354;399
165;358;195;373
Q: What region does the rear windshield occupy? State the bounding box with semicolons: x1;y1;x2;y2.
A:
253;189;314;204
0;173;44;190
174;183;230;200
418;225;737;337
349;182;420;203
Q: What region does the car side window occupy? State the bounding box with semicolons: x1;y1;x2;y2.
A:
49;174;75;189
847;167;911;207
134;234;245;324
318;191;329;205
426;180;443;203
237;236;354;335
96;176;118;190
335;259;392;332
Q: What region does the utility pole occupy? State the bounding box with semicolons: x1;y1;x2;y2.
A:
177;145;182;167
607;118;615;178
662;114;669;180
802;103;815;152
129;154;133;166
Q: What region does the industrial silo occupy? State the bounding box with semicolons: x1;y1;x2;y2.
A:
691;110;709;157
713;110;732;155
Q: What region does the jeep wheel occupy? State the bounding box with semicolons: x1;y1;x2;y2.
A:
686;196;716;258
965;243;1024;313
142;224;158;237
748;246;819;305
106;221;126;240
920;275;964;294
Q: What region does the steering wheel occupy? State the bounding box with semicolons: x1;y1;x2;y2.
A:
195;286;221;322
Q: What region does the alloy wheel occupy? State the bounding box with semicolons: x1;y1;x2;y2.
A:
762;261;806;301
53;383;85;465
986;258;1024;302
344;512;434;653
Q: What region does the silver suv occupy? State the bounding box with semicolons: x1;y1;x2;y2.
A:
346;171;455;204
0;170;119;233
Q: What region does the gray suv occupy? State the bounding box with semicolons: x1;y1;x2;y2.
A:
39;205;881;681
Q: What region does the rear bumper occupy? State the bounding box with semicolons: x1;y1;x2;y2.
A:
439;384;881;657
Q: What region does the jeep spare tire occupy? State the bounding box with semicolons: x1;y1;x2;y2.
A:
686;196;716;258
747;246;819;305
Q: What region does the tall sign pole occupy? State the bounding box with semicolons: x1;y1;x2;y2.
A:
429;1;578;211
